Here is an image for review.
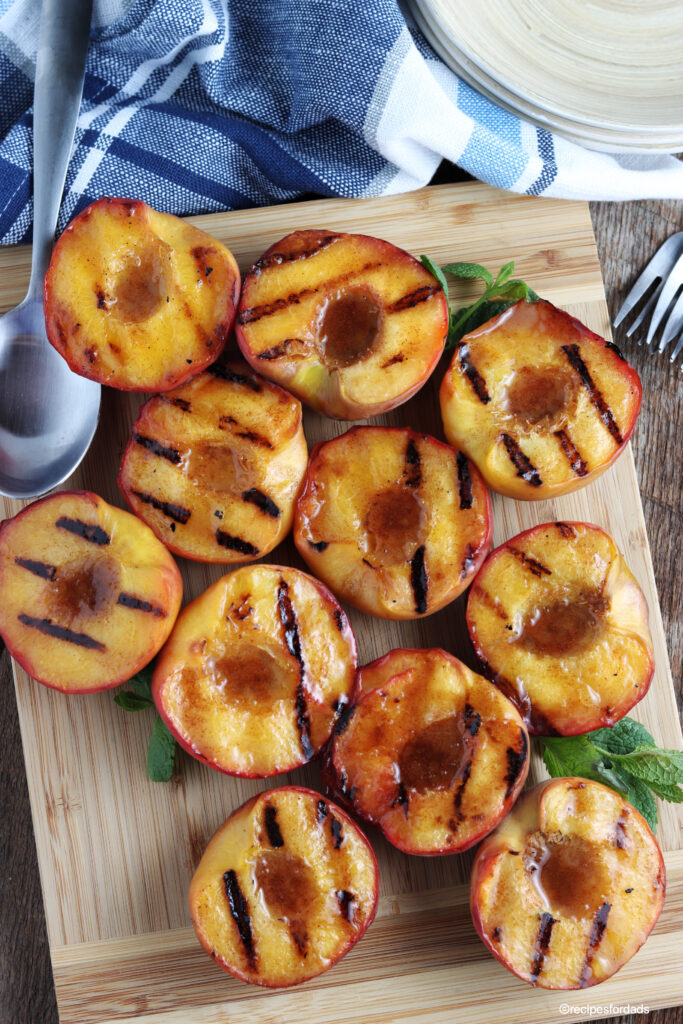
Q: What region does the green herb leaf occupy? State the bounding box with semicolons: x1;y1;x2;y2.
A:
147;715;177;782
606;747;683;790
541;734;626;792
448;300;518;347
494;261;515;288
114;691;154;712
441;261;494;287
590;718;655;755
127;662;155;702
618;770;658;831
419;254;450;297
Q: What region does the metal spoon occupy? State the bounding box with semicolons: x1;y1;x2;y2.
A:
0;0;100;500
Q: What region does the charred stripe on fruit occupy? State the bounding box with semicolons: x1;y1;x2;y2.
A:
614;811;628;850
500;434;543;487
207;363;261;391
333;701;356;736
457;342;491;404
238;261;383;325
387;283;441;313
316;800;329;823
473;585;509;621
254;233;342;271
257;338;306;361
223;870;256;968
14;557;56;580
504;732;528;798
133;433;182;465
330;815;344;849
456;450;473;509
215;531;259;556
461;542;476;580
380;352;405;368
555;429;589;477
404;437;422;488
555;522;576;539
463;703;482;737
308;539;329;552
55;517;110;546
235;429;273;449
410;545;428;615
163;395;191;412
491;926;503;943
508;546;552;578
562;344;624;445
336;889;356;923
531;912;556;981
264;806;285;848
17;614;105;651
132;491;191;525
393;781;409;815
579;902;611;987
333;607;346;632
116;592;167;617
241;488;280;518
277;579;314;760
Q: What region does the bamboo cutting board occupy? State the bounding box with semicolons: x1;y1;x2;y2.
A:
1;182;682;1024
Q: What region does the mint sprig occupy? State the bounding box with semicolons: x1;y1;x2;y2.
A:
114;662;178;782
539;717;683;832
420;256;539;348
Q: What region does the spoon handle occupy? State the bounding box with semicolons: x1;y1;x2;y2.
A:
28;0;93;299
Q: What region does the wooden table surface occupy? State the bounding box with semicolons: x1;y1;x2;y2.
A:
0;178;681;1024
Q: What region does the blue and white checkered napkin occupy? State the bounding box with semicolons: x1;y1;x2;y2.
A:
1;0;683;245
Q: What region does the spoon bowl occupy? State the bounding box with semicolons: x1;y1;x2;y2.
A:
0;296;100;498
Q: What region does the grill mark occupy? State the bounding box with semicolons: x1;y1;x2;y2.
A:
478;660;559;736
555;522;576;539
500;433;543;487
337;771;357;803
562;344;623;445
336;890;356;923
474;585;509;621
264;806;284;848
308;539;329;552
116;592;167;617
463;703;482;737
238;260;383;325
380;352;405;368
14;557;56;580
190;244;216;279
330;815;344;849
491;926;503;943
277;579;314;760
95;287;107;309
579;902;611;987
215;531;259;556
451;705;481;822
387;283;440;313
606;340;626;361
223;870;256;967
404;437;422;487
208;364;261;391
235;429;273;449
316;800;328;823
531;913;556;981
254;233;342;271
333;608;345;632
461;542;476;580
456;451;473;509
614;810;628;850
555;429;589;477
410;545;428;615
163;395;191;412
241;488;280;518
133;433;182;465
393;781;409;815
132;491;191;525
334;701;356;736
458;343;490;404
55;517;110;546
504;731;528;798
17;614;105;651
257;338;310;361
508;547;552;578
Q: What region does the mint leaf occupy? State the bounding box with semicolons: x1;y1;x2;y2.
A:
590;718;655;755
147;715;177;782
114;691;154;712
618;770;658;831
127;662;155;702
607;747;683;790
442;261;494;287
495;261;515;288
449;300;518;347
541;735;626;792
419;255;449;297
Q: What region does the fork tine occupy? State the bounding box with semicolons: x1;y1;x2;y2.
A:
657;290;683;353
626;283;662;339
614;271;661;328
614;230;683;328
646;252;683;346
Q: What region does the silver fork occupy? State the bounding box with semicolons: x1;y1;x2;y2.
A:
614;230;683;366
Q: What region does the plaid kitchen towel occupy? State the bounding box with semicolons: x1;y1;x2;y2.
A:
1;0;682;245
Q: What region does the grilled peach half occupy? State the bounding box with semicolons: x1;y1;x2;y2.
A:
235;229;448;419
190;786;378;987
44;197;240;391
294;426;492;619
466;522;654;736
471;778;665;989
118;364;308;563
440;300;642;499
0;491;182;692
323;648;529;855
153;565;357;777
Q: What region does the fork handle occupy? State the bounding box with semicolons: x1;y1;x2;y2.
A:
28;0;93;299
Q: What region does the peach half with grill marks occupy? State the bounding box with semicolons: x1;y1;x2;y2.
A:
152;564;357;777
44;197;240;391
190;786;378;987
235;229;449;419
440;299;642;499
293;426;492;619
118;364;307;563
0;491;182;692
466;522;654;736
323;648;529;856
470;778;665;989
